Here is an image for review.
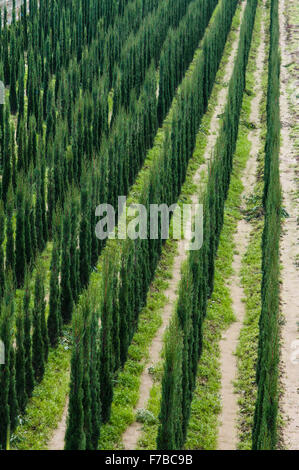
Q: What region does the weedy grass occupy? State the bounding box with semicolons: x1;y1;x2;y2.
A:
185;114;250;451
11;329;72;450
235;0;269;450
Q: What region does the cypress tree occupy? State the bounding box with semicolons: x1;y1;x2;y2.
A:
69;197;79;303
81;298;92;449
15;182;26;288
10;124;16;193
90;311;101;449
60;210;73;324
118;255;131;367
16;304;28;413
46;148;55;236
157;320;183;450
5;194;15;284
27;116;37;168
99;257;114;423
40;272;49;364
17;117;26;172
0;298;11;450
17;58;25;117
111;273;120;372
0;202;5;300
24;194;32;267
40;157;48;244
3;24;10;86
32;270;45;382
8;345;19;433
9;31;18;115
23;276;35;397
35;165;45;252
47;238;61;347
2;106;11;205
29;195;37;260
79;183;91;289
253;0;280;450
64;312;86;450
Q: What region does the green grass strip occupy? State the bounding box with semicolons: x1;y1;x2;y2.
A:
11;330;72;450
235;1;269;450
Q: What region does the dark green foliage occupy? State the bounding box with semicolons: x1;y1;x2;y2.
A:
15;305;28;413
157;0;218;125
32;270;46;382
65;296;101;450
60;210;73;324
0;202;5;300
0;296;12;449
9;31;18;115
89;312;101;449
99;258;114;423
17;59;25;117
64;312;86;450
24;195;33;267
5;195;15;283
79;184;91;290
23;277;35;398
156;320;183;450
29;199;37;260
252;0;281;450
118;253;132;367
47;238;61;347
1;107;11;205
69;199;79;303
34;166;45;253
40;278;49;364
8;346;19;433
15;183;26;288
81;300;93;449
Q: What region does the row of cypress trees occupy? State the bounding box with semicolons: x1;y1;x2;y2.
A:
252;0;281;450
0;0;198;288
157;0;218;125
157;0;258;449
64;0;239;450
0;0;161;448
65;297;101;450
0;268;50;449
0;0;197;307
0;0;219;449
0;0;210;297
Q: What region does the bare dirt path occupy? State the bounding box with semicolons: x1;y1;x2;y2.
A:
47;398;69;451
122;1;247;451
217;3;266;450
279;0;299;451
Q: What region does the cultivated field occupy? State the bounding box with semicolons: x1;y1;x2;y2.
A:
0;0;298;453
